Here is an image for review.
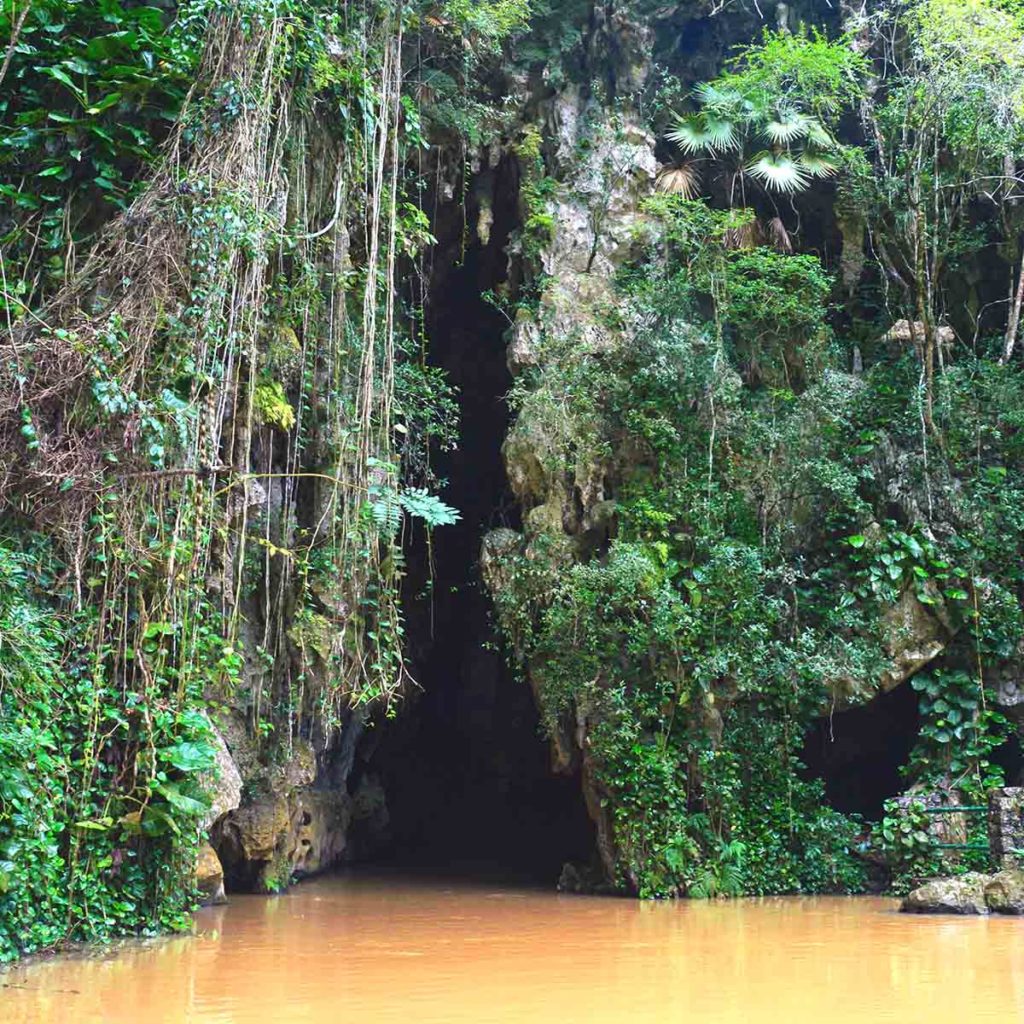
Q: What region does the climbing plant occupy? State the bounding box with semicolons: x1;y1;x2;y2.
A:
0;0;522;960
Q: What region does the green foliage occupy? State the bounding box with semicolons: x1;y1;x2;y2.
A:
492;64;1024;900
0;0;200;309
687;840;746;900
514;125;559;265
494;533;869;897
0;0;503;960
252;378;296;431
0;541;220;961
872;799;940;892
666;29;866;198
441;0;530;51
908;670;1008;799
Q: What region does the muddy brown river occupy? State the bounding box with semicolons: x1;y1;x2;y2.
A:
3;873;1023;1023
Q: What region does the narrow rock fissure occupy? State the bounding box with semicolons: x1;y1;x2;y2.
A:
365;160;596;883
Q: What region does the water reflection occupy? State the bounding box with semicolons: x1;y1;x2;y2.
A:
3;873;1023;1023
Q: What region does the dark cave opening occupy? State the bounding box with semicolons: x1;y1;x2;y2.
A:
366;158;596;883
800;681;921;821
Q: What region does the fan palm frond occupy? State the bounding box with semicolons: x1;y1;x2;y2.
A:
798;150;840;178
667;115;710;154
667;113;738;155
762;111;811;144
656;162;702;198
693;81;744;116
745;152;811;193
703;114;739;151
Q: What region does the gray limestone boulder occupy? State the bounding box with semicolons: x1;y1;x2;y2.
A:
984;870;1024;914
902;872;991;914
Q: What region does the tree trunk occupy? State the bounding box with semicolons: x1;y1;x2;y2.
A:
1002;247;1024;364
913;208;936;435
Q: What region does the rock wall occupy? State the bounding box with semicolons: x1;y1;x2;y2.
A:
478;1;1024;891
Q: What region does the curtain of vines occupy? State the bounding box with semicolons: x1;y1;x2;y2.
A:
0;0;423;957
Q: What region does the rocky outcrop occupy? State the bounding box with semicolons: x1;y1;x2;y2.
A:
902;869;1024;915
213;784;352;893
902;872;992;914
984;870;1024;914
880;585;955;691
196;842;227;906
500;90;658;562
200;722;243;832
209;736;359;893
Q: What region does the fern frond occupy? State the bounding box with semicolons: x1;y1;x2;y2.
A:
688;867;717;900
399;487;461;527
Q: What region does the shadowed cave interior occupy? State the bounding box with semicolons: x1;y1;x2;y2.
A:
352;158;1024;884
365;163;596;883
801;681;921;821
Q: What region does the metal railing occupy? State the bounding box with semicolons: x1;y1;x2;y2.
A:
922;805;989;851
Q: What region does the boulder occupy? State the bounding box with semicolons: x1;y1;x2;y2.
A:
880;584;953;690
902;872;991;914
883;319;956;351
200;723;243;832
195;842;227;906
984;870;1024;914
506;315;541;375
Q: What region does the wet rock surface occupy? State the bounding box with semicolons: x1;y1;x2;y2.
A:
902;873;993;915
902;869;1024;915
195;842;227;906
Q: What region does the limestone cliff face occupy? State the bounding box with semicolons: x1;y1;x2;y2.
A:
476;1;1024;889
486;87;662;881
202;0;1024;897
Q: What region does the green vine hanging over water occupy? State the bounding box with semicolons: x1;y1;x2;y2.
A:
0;0;525;959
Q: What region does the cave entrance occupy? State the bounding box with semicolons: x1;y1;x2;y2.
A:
800;680;920;820
367;157;595;883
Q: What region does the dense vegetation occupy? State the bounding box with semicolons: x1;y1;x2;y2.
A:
3;0;1024;960
491;0;1024;897
0;0;521;959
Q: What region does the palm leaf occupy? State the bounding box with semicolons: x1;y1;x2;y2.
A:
761;111;810;144
656;161;702;198
692;81;743;115
703;114;739;152
804;119;837;149
765;216;793;253
667;113;737;155
798;150;840;178
667;115;711;154
724;217;761;250
745;152;811;193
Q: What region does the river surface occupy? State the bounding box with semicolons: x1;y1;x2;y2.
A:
3;872;1024;1023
